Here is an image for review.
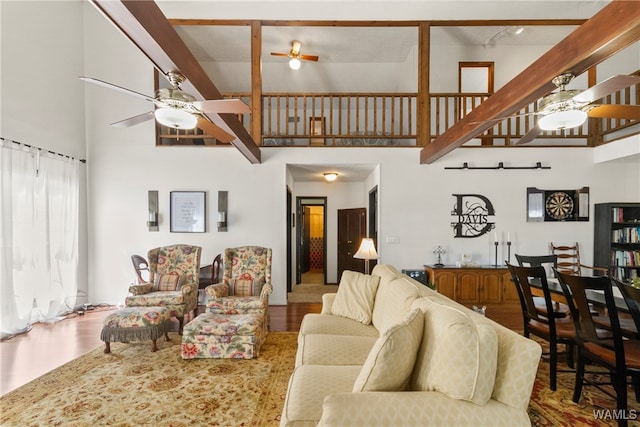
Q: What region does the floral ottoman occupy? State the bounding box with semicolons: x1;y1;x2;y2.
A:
101;306;171;353
181;312;267;359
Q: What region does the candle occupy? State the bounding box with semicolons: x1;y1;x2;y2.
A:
494;231;498;242
507;232;511;242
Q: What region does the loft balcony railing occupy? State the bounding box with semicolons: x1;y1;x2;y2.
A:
156;79;639;147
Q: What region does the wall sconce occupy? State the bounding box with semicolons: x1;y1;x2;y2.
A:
147;190;159;232
217;190;228;232
354;237;379;274
324;172;338;183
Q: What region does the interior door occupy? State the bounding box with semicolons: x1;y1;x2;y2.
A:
337;208;366;280
302;206;311;273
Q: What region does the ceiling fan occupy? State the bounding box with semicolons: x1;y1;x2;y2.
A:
79;71;250;142
514;72;640;145
270;40;319;70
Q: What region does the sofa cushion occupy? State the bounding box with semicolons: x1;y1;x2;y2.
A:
410;297;498;405
352;308;423;392
299;313;379;338
331;271;380;324
154;273;181;291
296;334;377;367
230;277;264;297
371;276;421;332
281;365;361;426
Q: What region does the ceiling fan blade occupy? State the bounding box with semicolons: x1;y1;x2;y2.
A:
299;54;319;62
514;126;542;145
193;99;251;114
270;52;290;58
79;77;155;103
572;75;640;104
111;111;155;128
588;104;640;120
196;116;235;143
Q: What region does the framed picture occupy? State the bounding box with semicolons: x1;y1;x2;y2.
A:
170;191;206;232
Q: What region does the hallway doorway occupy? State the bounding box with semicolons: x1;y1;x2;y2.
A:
296;197;327;286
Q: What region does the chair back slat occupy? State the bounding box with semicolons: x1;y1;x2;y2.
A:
555;271;625;364
507;263;554;324
614;278;640;334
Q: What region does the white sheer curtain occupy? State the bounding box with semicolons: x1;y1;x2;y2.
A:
0;139;80;339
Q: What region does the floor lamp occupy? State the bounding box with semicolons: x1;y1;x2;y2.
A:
354;237;379;274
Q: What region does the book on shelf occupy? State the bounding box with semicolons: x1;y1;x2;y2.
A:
611;250;640;267
611;227;640;243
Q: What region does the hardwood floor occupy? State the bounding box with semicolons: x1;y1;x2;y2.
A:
0;301;521;396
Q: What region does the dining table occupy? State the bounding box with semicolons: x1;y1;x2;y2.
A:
528;276;629;313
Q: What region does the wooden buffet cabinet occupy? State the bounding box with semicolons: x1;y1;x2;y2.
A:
424;265;519;306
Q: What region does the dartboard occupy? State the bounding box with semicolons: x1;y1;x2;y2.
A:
545;191;574;220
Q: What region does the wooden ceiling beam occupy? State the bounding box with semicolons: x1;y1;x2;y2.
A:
91;0;261;164
420;0;640;164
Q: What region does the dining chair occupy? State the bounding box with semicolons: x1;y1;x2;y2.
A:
549;242;608;275
507;263;576;391
555;271;640;427
514;254;569;319
198;253;223;289
612;278;640;339
131;254;150;284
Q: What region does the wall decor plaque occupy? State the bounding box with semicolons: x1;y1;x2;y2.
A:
451;194;495;238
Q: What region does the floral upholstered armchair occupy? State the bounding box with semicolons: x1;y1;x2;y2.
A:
126;244;201;333
205;246;273;322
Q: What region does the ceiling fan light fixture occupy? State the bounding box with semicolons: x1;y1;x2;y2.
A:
323;172;338;182
538;109;587;131
154;107;197;129
289;57;301;70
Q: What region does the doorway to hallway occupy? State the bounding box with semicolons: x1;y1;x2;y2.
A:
296;197;327;287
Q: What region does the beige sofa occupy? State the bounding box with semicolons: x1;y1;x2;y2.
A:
281;264;542;427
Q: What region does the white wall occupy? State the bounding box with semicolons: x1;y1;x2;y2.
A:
1;0;90;303
1;1;86;157
3;1;638;310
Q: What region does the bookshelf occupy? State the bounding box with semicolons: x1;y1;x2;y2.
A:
594;203;640;281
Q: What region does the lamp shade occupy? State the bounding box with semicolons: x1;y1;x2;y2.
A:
354;238;378;260
538;109;587;131
154;107;198;129
289;57;301;70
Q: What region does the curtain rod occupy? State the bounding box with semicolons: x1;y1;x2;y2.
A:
1;137;86;163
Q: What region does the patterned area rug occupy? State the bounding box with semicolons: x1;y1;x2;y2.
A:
0;332;297;426
528;340;639;426
1;330;635;426
287;283;338;303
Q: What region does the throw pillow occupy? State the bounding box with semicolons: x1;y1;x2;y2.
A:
229;277;265;297
331;270;380;324
410;298;498;405
154;273;181;291
352;308;424;392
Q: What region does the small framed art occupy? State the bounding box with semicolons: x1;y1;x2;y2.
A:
170;191;206;232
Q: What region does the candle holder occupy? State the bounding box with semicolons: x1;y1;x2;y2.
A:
506;241;512;264
494;241;499;267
